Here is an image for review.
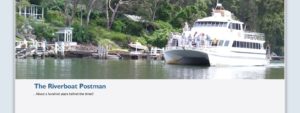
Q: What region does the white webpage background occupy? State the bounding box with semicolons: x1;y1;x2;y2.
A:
16;80;284;113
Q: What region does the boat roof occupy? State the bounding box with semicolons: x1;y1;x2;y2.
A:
195;3;243;24
195;16;243;24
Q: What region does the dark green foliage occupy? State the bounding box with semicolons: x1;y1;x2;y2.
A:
85;26;143;48
29;0;42;5
112;20;126;32
170;0;207;28
171;5;207;28
72;22;87;43
31;22;55;41
122;20;144;36
156;1;174;21
45;10;65;27
257;0;284;55
15;0;284;54
40;0;65;11
17;0;30;8
144;21;178;48
16;15;25;30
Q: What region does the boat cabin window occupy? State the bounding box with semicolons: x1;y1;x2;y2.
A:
229;23;241;30
224;40;230;46
232;41;261;49
246;42;250;48
194;21;228;27
241;42;246;48
171;39;179;46
214;40;230;47
218;40;224;46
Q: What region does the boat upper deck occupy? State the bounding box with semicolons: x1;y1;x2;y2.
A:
244;32;265;41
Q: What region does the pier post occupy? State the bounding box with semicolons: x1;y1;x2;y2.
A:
54;42;58;58
42;7;44;20
35;6;38;19
55;42;65;59
97;45;101;59
42;41;46;59
147;51;150;60
18;6;21;15
105;46;108;59
60;42;65;59
24;7;27;18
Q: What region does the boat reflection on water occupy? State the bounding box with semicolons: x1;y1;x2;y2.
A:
164;63;284;79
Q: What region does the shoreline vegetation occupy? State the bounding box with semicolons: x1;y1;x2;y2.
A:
16;0;284;59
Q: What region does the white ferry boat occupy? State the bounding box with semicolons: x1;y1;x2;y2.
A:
164;3;271;66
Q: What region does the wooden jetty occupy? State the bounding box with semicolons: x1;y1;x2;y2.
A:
119;52;148;60
271;56;284;61
15;40;46;59
149;47;165;60
33;41;46;59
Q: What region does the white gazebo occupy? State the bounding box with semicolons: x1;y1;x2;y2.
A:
56;27;77;46
17;3;44;20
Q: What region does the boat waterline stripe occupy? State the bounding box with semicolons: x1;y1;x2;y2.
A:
165;50;267;60
166;48;266;55
231;51;266;55
209;53;267;60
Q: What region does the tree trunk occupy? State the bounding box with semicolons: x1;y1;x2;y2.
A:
107;0;123;29
70;0;80;26
109;3;120;29
86;0;97;26
106;0;110;29
64;0;69;26
151;0;159;21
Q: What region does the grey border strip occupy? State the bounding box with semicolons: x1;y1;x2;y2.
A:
0;0;14;113
285;0;287;113
13;1;16;113
287;0;300;113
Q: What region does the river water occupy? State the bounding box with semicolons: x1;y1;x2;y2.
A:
16;58;284;79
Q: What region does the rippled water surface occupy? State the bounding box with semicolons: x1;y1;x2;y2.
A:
16;58;284;79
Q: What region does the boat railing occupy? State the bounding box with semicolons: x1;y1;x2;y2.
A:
166;38;215;50
166;32;222;50
166;45;216;51
244;32;265;41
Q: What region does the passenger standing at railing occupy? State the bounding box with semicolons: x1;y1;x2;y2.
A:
186;34;190;45
181;34;186;47
195;33;201;48
177;35;182;47
188;34;193;47
192;32;198;47
200;33;205;46
205;35;211;47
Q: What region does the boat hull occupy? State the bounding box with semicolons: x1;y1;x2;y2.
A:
164;49;269;66
164;49;210;66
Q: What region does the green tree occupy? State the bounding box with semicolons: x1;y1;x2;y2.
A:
145;21;178;48
170;0;207;28
31;22;56;41
155;1;173;21
45;10;65;27
257;0;284;55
